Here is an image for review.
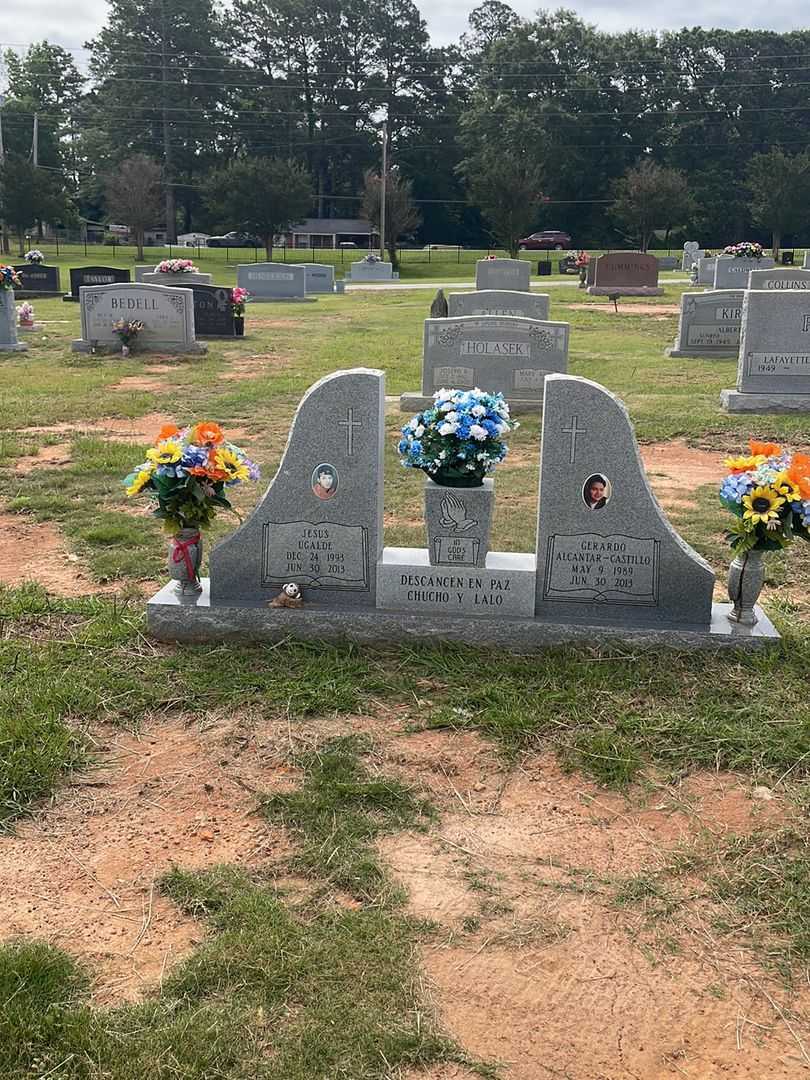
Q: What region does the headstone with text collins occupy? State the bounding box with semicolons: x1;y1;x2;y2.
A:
747;267;810;291
236;263;311;301
71;282;206;354
666;290;744;358
721;290;810;413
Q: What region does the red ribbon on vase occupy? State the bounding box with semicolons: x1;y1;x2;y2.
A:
172;532;201;581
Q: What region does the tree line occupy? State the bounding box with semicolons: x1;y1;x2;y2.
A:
3;1;810;258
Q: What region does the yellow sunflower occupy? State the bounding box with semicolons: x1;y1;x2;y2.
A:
773;471;802;503
211;446;249;482
724;454;766;473
126;469;153;496
146;439;182;466
742;486;785;525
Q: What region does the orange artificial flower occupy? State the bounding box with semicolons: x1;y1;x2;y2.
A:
191;421;224;446
788;452;810;499
155;423;180;443
749;439;781;458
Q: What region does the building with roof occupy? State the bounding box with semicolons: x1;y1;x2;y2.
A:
284;217;378;249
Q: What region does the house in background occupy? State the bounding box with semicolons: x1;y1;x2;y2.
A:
283;218;378;249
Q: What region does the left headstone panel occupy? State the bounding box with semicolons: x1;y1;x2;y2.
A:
210;368;385;608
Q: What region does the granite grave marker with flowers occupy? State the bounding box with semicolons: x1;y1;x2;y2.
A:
12;254;60;297
147;368;780;650
712;243;774;289
72;282;207;355
142;259;212;286
189;285;250;337
0;265;27;352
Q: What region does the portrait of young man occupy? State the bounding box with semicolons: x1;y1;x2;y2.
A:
312;464;338;500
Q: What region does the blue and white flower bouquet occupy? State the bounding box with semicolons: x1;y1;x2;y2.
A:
398;387;518;487
24;249;45;264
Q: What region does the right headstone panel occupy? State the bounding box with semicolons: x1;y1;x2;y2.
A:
535;375;714;629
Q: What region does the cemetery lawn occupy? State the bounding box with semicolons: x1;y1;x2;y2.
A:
1;287;810;1078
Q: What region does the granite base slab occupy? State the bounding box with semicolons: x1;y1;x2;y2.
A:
62;294;79;302
147;579;780;651
14;290;62;300
248;296;317;304
587;287;664;297
666;346;737;359
71;339;207;355
720;389;810;413
18;323;45;332
0;341;28;352
400;393;543;415
377;547;535;617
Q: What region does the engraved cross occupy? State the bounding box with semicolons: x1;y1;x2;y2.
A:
338;407;362;456
562;415;586;464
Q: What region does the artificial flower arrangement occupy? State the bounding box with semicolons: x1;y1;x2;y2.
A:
0;265;23;290
574;250;590;267
720;439;810;552
112;318;144;347
230;287;251;315
361;253;381;263
723;241;764;259
399;387;518;487
17;302;35;326
24;249;44;264
125;421;260;533
154;258;199;274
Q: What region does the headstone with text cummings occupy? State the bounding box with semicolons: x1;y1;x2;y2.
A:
665;290;744;358
236;262;311;301
209;368;385;608
535;374;715;629
475;258;531;292
587;252;663;296
721;290;810;412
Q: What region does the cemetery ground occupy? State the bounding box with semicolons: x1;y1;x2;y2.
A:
1;284;810;1079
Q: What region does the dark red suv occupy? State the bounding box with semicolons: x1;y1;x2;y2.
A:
518;230;572;250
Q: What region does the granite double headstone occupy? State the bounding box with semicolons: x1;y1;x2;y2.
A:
190;284;239;338
72;282;206;354
236;263;310;300
713;256;774;289
587;252;663;296
747;267;810;291
448;290;550;320
666;290;744;358
141;271;213;287
12;264;60;296
65;265;130;302
475;258;530;292
346;260;397;282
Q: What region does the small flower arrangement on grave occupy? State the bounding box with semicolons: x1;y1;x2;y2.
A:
723;241;764;259
361;253;381;263
154;258;199;274
17;302;35;326
230;287;251;315
0;265;23;290
574;250;590;267
720;440;810;552
24;249;44;264
399;388;518;487
124;421;260;532
112;318;144;348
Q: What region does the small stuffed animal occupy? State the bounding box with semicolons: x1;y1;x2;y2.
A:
270;582;303;608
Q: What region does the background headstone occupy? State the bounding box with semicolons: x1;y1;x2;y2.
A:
236;263;309;300
747;267;810;291
587;252;663;296
803;253;810;270
666;290;744;357
448;290;550;320
12;264;60;296
134;265;153;282
713;256;775;289
72;282;206;354
657;256;679;271
475;258;531;291
0;290;28;352
535;374;715;628
695;256;717;286
190;284;238;337
210;368;385;608
141;271;212;287
290;263;336;293
346;260;396;281
682;242;703;271
430;289;448;318
66;265;130;301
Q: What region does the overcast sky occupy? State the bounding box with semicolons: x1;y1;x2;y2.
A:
2;0;808;65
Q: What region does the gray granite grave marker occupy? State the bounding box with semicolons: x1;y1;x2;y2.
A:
535;374;715;628
209;369;384;607
713;256;774;289
475;258;530;291
346;260;397;282
141;270;212;287
682;242;703;271
657;256;679;271
0;290;28;352
71;282;206;354
695;256;717;286
236;262;310;300
747;267;810;291
448;290;550;320
666;290;744;358
12;264;60;296
587;252;663;296
290;263;336;293
721;290;810;412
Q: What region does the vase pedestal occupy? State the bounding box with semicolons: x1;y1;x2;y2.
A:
424;477;494;569
727;549;765;626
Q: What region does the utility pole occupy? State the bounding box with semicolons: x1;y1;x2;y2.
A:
160;0;177;243
0;95;8;254
379;121;388;261
32;112;39;166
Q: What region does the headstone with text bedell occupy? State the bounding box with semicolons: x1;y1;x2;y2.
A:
721;290;810;413
12;264;60;297
400;314;569;413
666;290;744;358
289;263;336;293
236;262;311;301
208;369;384;608
447;290;550;320
71;282;206;354
190;284;239;338
64;265;130;302
535;374;715;629
475;258;530;292
713;255;774;289
747;267;810;291
587;252;663;296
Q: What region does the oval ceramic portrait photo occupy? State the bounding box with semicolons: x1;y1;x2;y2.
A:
311;463;339;500
582;473;612;511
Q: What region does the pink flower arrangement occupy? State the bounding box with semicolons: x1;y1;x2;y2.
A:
230;287;251;315
154;258;199;274
17;302;35;325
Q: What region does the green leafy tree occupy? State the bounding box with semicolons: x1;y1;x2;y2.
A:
0;156;71;255
610;159;694;252
204;157;313;258
104;155;164;260
361;167;421;269
746;148;810;257
459;145;544;257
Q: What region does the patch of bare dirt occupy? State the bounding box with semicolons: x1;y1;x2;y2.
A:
16;414;249;444
0;714;294;1004
565;302;681;317
109;376;169;393
402;1069;480;1080
0;512;120;596
220;353;291;382
380;742;804;1080
247;318;303;329
13;442;72;474
641;438;726;511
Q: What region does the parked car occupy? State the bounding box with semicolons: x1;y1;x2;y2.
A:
518;230;572;250
207;231;261;248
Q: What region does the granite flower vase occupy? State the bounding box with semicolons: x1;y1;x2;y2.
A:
169;527;204;593
727;548;765;626
234;316;245;336
424;476;493;569
121;344;130;357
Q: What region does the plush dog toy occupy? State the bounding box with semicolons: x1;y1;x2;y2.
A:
269;582;303;608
